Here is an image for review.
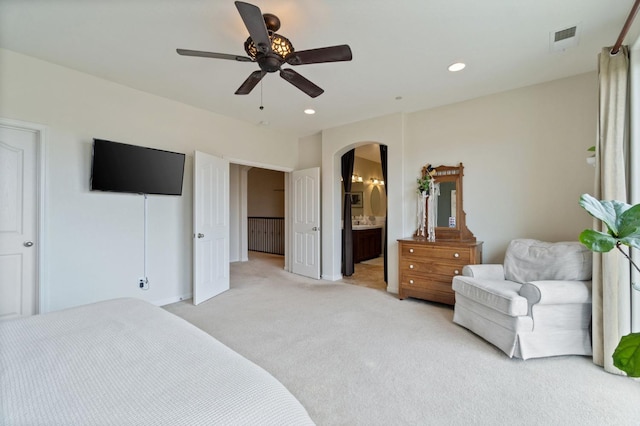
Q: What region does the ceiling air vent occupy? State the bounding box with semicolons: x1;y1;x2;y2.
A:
549;24;581;52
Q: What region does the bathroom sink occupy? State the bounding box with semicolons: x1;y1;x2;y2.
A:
352;224;382;230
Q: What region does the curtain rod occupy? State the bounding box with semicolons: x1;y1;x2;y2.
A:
611;0;640;54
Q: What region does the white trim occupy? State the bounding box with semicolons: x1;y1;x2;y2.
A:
225;156;294;173
0;117;48;314
239;166;251;262
153;293;192;307
322;273;343;281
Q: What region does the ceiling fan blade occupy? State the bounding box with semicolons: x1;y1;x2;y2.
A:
235;1;271;55
176;49;253;62
279;69;324;98
235;70;267;95
286;45;352;65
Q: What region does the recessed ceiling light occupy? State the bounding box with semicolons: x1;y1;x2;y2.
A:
304;108;316;115
448;62;466;72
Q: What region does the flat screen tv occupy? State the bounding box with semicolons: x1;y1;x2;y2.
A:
91;139;186;196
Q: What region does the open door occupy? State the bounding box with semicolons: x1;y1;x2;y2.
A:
291;167;321;279
193;151;229;305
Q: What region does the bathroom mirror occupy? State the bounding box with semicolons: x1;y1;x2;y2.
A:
424;163;475;241
370;186;382;215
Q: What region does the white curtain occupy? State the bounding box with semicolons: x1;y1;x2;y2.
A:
630;39;640;348
593;46;632;374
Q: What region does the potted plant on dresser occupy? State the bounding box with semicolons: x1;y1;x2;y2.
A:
579;193;640;377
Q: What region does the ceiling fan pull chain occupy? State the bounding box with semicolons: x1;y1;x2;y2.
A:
259;80;264;110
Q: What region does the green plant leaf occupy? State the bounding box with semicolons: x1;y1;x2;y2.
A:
618;204;640;247
579;229;616;252
587;146;596;152
579;194;620;235
612;332;640;377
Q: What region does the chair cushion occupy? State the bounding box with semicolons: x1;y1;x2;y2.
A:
503;239;592;284
452;276;529;316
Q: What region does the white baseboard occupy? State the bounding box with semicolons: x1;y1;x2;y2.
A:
154;293;192;307
321;273;343;281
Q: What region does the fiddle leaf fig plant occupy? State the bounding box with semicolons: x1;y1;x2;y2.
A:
579;193;640;377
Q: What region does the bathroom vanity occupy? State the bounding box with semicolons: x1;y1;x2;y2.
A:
352;225;382;263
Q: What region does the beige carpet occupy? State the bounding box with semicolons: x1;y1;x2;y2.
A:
164;252;640;426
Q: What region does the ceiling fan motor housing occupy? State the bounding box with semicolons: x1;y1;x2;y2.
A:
258;53;284;72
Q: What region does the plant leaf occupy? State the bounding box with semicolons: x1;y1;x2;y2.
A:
618;204;640;247
612;332;640;377
579;194;620;235
579;229;616;252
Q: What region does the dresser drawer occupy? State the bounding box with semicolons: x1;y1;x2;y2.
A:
401;244;471;263
400;260;463;277
400;273;453;290
399;274;455;305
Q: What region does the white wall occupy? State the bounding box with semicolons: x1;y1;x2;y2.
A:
229;163;241;263
0;49;299;312
318;73;596;292
405;72;596;263
297;133;322;169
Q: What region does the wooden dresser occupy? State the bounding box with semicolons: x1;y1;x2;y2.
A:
398;238;483;305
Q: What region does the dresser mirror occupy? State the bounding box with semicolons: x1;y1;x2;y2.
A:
425;163;475;241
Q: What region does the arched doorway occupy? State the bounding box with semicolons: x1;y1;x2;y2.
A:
339;143;388;291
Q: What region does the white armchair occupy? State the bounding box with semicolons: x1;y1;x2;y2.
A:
452;239;592;359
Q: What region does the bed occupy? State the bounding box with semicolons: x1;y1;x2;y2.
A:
0;298;314;425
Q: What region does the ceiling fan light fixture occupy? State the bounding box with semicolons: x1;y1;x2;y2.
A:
271;33;294;58
244;33;294;60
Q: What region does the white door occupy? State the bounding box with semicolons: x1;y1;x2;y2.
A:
0;124;39;319
292;167;321;279
193;151;229;305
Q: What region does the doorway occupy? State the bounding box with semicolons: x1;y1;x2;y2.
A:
340;143;387;291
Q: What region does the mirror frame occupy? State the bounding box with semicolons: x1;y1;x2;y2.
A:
426;163;476;241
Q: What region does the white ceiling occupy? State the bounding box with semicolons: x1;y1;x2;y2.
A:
0;0;637;138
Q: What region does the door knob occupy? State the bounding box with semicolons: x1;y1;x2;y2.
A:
24;241;34;247
197;233;204;238
312;226;320;231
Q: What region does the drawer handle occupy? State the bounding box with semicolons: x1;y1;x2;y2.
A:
409;279;414;284
409;264;414;269
453;253;460;258
409;248;414;253
454;270;460;275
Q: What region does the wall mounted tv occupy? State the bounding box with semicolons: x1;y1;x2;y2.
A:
90;139;186;196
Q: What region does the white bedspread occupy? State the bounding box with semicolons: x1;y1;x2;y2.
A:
0;298;314;425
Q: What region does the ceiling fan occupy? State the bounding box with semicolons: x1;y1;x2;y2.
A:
177;1;352;98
